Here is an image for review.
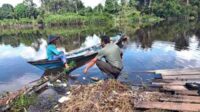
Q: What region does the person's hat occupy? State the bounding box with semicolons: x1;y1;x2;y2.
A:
48;35;60;44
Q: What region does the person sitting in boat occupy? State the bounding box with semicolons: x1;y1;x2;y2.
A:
83;35;123;79
47;35;69;69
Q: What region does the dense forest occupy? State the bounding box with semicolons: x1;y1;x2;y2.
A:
0;0;200;27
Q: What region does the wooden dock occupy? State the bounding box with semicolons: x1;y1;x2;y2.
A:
135;68;200;112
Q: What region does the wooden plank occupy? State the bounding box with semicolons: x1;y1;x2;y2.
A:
152;81;187;86
135;101;200;111
160;88;199;96
153;79;200;83
161;72;200;76
160;95;200;103
162;75;200;80
150;68;200;75
174;90;199;96
163;85;188;91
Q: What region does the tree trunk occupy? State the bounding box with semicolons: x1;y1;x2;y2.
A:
186;0;189;5
148;0;152;8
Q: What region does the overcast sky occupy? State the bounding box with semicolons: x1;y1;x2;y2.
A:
0;0;106;8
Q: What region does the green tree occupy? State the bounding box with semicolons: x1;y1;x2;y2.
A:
190;0;200;18
129;0;137;8
14;3;29;18
0;4;14;19
24;0;39;18
14;0;39;19
151;0;182;18
104;0;120;14
40;0;84;14
94;4;104;14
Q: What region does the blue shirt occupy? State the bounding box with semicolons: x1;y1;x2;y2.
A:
47;44;62;60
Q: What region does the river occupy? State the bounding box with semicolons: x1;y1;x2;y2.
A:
0;20;200;94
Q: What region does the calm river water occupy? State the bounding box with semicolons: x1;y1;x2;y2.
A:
0;21;200;93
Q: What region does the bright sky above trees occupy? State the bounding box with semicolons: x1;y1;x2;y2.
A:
0;0;106;8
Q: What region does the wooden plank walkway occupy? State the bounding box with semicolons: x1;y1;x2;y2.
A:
135;68;200;111
159;95;200;103
135;102;200;111
162;74;200;80
150;68;200;75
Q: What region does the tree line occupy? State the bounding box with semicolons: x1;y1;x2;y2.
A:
0;0;200;21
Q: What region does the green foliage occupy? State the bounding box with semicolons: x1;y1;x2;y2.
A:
40;0;85;14
0;18;33;26
79;7;93;16
11;94;37;111
14;1;39;19
151;0;182;18
94;4;104;14
104;0;120;14
1;0;200;27
0;4;14;19
44;13;111;27
14;3;29;19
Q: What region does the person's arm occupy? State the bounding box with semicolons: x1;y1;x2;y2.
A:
83;49;104;74
83;57;97;74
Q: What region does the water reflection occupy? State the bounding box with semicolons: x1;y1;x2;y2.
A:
0;39;47;61
0;57;43;94
195;30;200;48
135;29;153;49
173;32;189;51
0;21;200;91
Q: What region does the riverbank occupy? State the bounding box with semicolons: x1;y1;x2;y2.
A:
2;67;200;112
0;13;162;29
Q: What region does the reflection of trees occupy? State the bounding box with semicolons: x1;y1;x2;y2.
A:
60;33;85;51
135;28;153;49
195;30;200;48
0;25;110;52
0;30;44;48
31;39;44;51
133;21;200;50
1;36;21;47
174;32;189;51
145;21;194;41
0;36;2;44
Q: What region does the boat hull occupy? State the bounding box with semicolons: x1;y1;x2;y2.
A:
29;52;97;70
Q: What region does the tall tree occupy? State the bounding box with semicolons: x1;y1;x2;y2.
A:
151;0;183;17
0;4;14;19
14;3;29;18
104;0;120;14
24;0;39;18
190;0;200;18
94;4;104;14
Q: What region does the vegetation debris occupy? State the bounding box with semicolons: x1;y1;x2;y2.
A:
60;80;156;112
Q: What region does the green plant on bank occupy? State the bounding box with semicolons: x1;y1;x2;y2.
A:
43;13;112;27
10;94;37;112
1;0;200;28
64;61;77;73
0;18;33;27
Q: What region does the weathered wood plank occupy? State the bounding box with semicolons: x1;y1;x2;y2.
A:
163;85;188;91
161;72;200;76
152;81;187;86
174;90;199;96
150;68;200;76
160;88;199;96
162;75;200;80
153;79;200;83
160;95;200;103
135;101;200;111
